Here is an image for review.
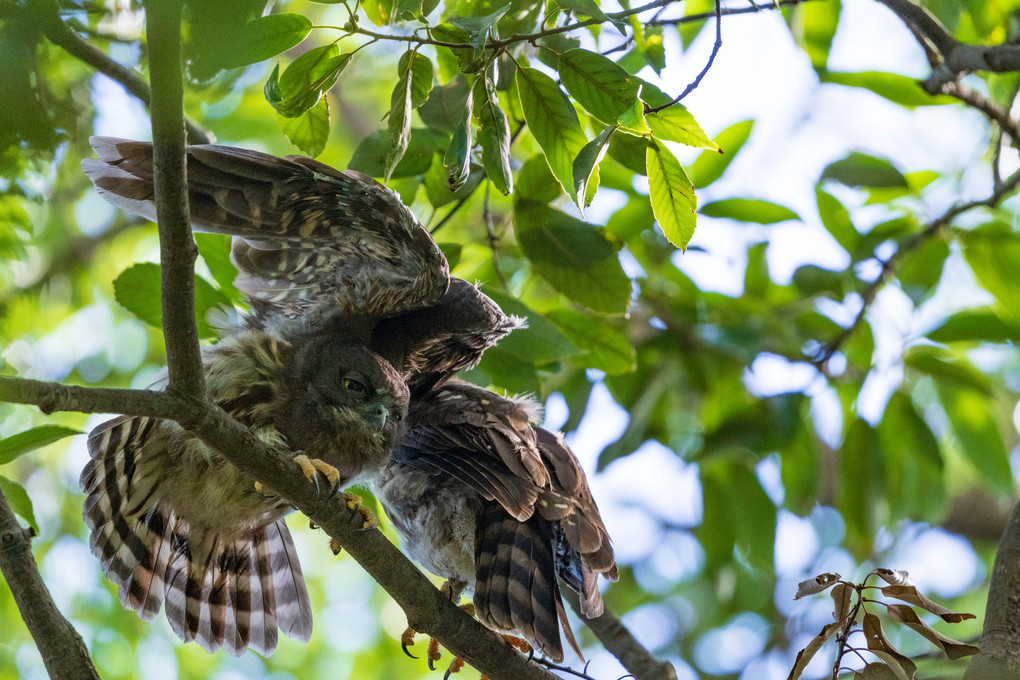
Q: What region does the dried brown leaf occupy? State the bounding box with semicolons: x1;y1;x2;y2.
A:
786;621;841;680
885;604;981;660
872;568;913;586
880;585;976;623
862;612;917;680
795;572;842;599
831;582;855;623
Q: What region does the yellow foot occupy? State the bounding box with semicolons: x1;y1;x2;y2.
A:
254;481;275;498
343;492;379;529
500;634;532;655
293;453;341;494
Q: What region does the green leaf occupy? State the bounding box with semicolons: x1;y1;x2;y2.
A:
792;0;840;69
194;234;241;306
514;200;631;313
112;263;231;340
482;289;579;362
516;155;561;204
268;44;351;118
928;308;1020;343
937;383;1012;494
350;128;449;178
219;14;313;69
278;96;330;157
388;51;435;182
639;81;717;150
473;73;513;195
0;476;37;532
420;77;472;135
572;125;615;212
904;346;992;394
689;119;753;188
821;152;908;189
878;392;945;520
961;225;1020;319
700;459;776;571
897;237;949;304
450;4;510;54
699;199;799;224
558;49;639;123
815;188;859;253
515;67;589;206
820;71;957;108
463;346;541;394
546;309;636;374
0;426;81;466
646;138;697;250
840;419;885;550
552;0;610;22
607;131;648;175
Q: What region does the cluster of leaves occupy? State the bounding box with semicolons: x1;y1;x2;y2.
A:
790;569;979;679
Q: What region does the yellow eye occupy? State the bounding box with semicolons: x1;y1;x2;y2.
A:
342;378;366;393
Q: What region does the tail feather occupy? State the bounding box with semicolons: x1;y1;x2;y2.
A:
81;414;310;656
474;504;568;662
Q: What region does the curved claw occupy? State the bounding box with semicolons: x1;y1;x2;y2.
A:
401;640;418;660
427;655;437;672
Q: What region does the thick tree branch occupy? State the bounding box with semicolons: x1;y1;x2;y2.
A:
964;501;1020;680
0;487;100;680
876;0;1020;93
817;167;1020;367
564;590;678;680
144;0;206;400
0;374;560;680
8;0;211;144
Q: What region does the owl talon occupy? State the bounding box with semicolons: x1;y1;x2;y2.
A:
443;657;466;678
342;492;379;529
293;454;341;494
329;537;343;555
401;627;419;659
427;637;442;670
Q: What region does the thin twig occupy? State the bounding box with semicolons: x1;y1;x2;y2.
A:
648;0;817;26
939;81;1020;151
482;182;512;293
11;0;210;144
563;590;678;680
817;166;1020;367
644;0;722;114
0;487;100;680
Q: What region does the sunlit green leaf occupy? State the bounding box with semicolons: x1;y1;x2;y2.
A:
639;81;717;150
558;49;639;123
699;199;799;224
0;426;81;466
647;138;697;250
689;119;753;188
821;71;956;107
277;96;330;157
792;0;841;69
112;263;231;340
219;14;313;69
546;309;636;374
572;125;615;212
387;51;435;182
0;476;37;532
473;73;513;195
821;152;908;189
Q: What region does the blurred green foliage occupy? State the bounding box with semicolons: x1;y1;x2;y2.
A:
1;0;1019;678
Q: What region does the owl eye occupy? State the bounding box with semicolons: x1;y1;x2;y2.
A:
342;378;366;393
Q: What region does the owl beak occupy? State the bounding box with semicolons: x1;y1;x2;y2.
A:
367;405;389;432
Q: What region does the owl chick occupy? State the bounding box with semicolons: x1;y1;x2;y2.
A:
375;381;618;664
78;137;513;656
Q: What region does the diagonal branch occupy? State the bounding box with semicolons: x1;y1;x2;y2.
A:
876;0;1020;93
817;166;1020;368
564;589;678;680
0;487;100;680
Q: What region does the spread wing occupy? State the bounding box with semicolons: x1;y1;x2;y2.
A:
81;136;448;319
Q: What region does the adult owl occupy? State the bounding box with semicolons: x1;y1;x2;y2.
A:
375;381;618;664
79;138;520;656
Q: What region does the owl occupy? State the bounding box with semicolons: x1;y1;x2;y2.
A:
79;138;520;655
375;381;618;664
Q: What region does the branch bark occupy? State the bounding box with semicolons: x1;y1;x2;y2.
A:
564;590;678;680
144;0;207;400
964;501;1020;680
0;487;100;680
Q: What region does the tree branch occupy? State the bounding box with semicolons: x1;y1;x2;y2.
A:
964;500;1020;680
817;166;1020;367
647;0;817;26
876;0;1020;93
0;487;100;680
564;590;678;680
9;0;211;144
0;376;184;418
644;0;722;114
144;0;206;400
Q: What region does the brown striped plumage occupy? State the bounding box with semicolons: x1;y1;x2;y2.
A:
81;334;408;655
375;381;618;662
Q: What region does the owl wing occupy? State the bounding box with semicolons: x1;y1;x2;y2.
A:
81;137;448;319
80;414;313;656
392;381;617;661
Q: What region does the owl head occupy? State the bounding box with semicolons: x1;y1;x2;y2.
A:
279;336;409;477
